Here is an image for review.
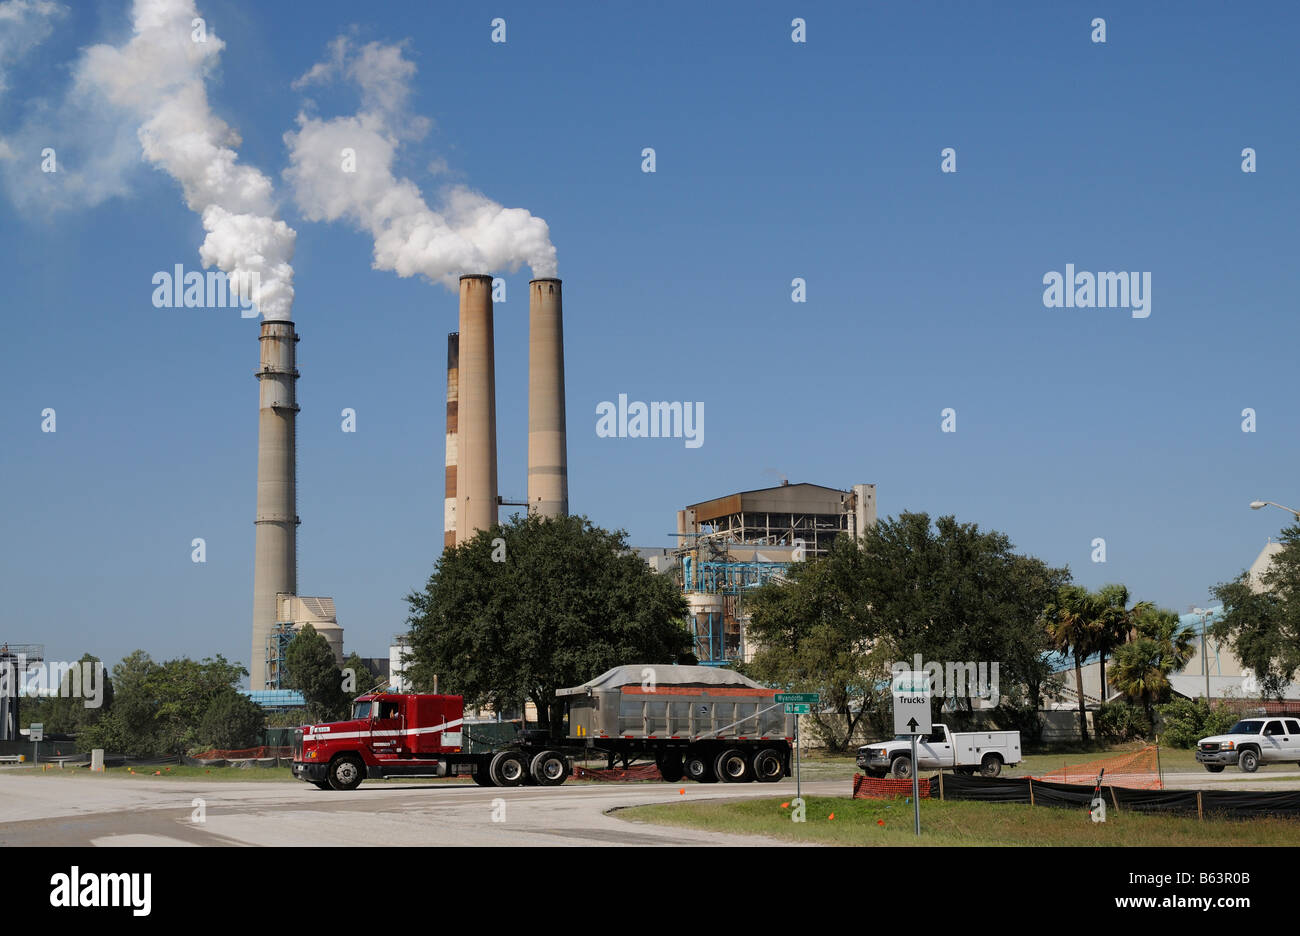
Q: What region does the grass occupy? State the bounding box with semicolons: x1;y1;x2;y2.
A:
617;795;1300;846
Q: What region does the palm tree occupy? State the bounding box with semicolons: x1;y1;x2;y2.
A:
1111;606;1197;722
1094;584;1138;701
1043;585;1103;742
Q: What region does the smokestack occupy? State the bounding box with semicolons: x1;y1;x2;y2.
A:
251;321;299;690
528;278;568;518
444;332;459;550
455;275;498;544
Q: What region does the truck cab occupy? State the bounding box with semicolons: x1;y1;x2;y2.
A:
292;693;466;790
1197;717;1300;773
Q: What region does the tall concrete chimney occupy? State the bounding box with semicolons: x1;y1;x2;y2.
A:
455;275;498;544
444;331;459;550
528;278;568;518
251;320;299;690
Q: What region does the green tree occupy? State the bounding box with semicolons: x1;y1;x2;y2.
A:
1110;605;1196;722
79;652;248;756
746;536;884;751
1043;585;1103;742
1093;584;1138;701
861;514;1069;719
1211;526;1300;699
406;514;691;734
197;687;266;750
284;625;347;722
747;514;1068;750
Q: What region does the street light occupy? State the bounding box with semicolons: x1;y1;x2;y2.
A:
1191;607;1214;701
1250;500;1300;519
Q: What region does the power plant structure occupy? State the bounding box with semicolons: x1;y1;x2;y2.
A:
444;275;570;545
666;482;877;664
250;273;570;688
250;320;300;691
528;278;569;519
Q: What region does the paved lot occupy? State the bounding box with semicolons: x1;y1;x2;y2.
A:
0;772;838;847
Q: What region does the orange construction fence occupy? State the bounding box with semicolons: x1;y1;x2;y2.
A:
1030;745;1163;790
852;773;931;800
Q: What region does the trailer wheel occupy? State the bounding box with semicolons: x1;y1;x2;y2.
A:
656;752;684;783
715;748;752;783
490;751;528;786
472;763;496;786
751;748;784;783
891;755;913;780
979;754;1003;778
684;749;717;783
530;750;569;786
327;755;364;791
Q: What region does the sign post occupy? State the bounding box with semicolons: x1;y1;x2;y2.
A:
891;673;931;837
776;693;820;802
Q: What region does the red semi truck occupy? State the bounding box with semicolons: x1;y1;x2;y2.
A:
292;665;795;790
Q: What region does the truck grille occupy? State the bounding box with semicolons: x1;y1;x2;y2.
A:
1199;742;1219;753
292;728;303;761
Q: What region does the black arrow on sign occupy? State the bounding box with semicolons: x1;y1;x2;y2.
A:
906;717;919;732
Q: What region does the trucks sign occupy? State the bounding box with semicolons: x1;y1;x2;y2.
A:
891;672;931;736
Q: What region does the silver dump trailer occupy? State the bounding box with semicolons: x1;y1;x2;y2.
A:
557;665;794;783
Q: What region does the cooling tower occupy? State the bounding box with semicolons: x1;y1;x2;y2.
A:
444;332;459;550
251;320;299;690
528;278;569;518
455;275;498;544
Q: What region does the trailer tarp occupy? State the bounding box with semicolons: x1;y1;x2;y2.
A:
556;665;763;696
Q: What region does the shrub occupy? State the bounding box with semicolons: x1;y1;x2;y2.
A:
1095;701;1152;742
1155;697;1242;748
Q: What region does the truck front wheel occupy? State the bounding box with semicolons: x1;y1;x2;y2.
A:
328;755;364;791
979;754;1003;778
1238;749;1260;773
1204;765;1225;773
891;755;913;780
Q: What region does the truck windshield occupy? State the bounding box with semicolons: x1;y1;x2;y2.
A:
1228;720;1263;734
352;701;372;720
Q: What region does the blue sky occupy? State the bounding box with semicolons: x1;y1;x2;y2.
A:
2;1;1297;678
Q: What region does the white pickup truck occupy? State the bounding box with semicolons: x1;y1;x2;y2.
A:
1196;716;1300;773
856;723;1021;779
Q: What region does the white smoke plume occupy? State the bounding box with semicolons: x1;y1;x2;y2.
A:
70;0;295;318
284;37;557;288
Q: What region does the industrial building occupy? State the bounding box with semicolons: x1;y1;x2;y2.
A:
661;481;877;664
262;595;344;691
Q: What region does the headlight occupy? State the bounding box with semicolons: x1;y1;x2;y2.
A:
1224;741;1234;750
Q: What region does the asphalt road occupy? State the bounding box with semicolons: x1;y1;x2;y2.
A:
0;772;840;847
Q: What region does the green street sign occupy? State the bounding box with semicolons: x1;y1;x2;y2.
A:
783;703;812;715
775;693;820;704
